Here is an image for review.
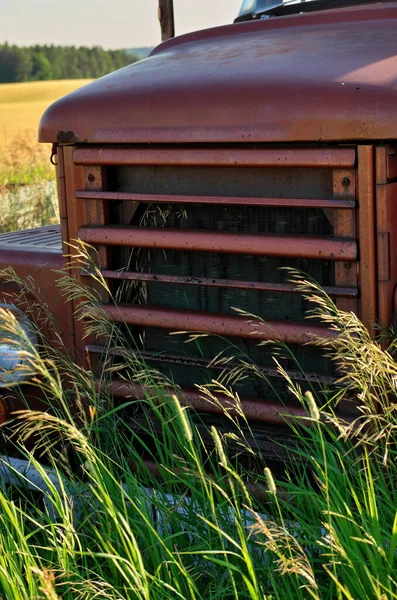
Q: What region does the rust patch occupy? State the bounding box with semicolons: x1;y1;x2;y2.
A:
56;130;79;144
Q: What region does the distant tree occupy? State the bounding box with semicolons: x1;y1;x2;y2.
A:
31;51;53;80
0;43;138;83
0;43;19;82
44;45;63;79
14;47;32;81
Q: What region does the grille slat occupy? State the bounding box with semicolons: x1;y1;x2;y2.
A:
76;190;356;209
102;380;308;425
79;225;357;261
85;343;338;385
102;304;335;345
74;147;356;168
81;268;358;297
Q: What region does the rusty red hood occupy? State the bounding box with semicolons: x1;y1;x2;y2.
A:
39;2;397;145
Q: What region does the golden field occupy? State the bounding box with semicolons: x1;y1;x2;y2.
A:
0;79;92;231
0;79;92;185
0;79;91;146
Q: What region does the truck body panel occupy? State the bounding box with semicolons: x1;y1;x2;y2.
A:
40;2;397;144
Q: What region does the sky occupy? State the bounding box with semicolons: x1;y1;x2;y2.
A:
0;0;242;49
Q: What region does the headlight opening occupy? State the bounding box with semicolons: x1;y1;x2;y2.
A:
0;304;38;387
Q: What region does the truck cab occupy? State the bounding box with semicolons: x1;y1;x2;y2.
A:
0;0;396;441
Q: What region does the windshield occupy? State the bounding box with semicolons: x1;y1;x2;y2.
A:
236;0;387;20
238;0;317;18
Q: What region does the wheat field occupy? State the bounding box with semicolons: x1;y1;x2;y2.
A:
0;79;91;146
0;79;92;184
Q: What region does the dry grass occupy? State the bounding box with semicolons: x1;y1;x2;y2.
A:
0;80;92;146
0;135;54;186
0;181;59;233
0;79;92;185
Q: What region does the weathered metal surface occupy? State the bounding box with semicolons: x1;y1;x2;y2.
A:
102;304;335;344
332;169;358;313
375;149;397;329
386;147;397;181
0;397;8;425
39;3;397;145
73;147;356;169
377;145;397;183
62;146;92;363
55;145;70;254
76;190;356;209
83;166;108;229
0;225;62;253
59;153;114;363
357;146;377;334
158;0;174;41
0;245;73;353
0;248;62;294
78;225;357;261
82;268;358;298
86;343;339;385
81;165;110;373
376;146;389;185
105;380;308;425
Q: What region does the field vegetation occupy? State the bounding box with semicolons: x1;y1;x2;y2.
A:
0;79;91;182
0;256;394;599
0;79;92;231
0;44;139;83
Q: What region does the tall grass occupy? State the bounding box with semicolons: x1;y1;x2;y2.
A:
0;258;394;599
0;134;58;232
0;180;59;233
0;134;54;187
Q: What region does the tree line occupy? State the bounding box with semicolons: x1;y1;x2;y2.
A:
0;43;140;83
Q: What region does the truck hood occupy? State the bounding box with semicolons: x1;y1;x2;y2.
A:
39;2;397;145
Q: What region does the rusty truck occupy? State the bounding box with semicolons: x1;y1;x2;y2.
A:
0;0;396;457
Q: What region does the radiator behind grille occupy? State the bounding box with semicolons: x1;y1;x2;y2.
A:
75;146;359;421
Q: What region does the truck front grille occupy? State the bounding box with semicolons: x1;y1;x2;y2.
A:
74;146;359;421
